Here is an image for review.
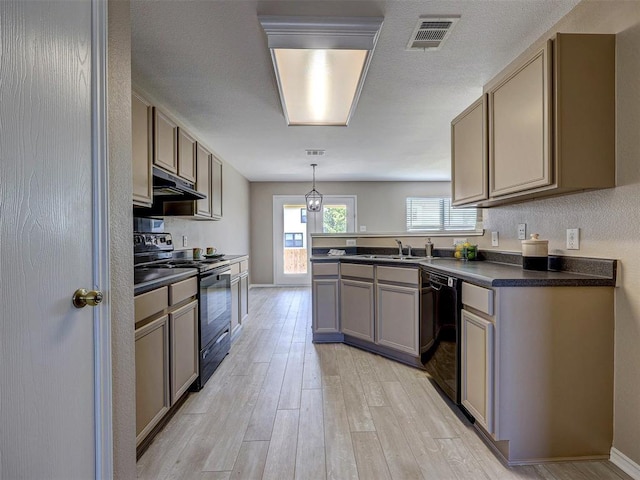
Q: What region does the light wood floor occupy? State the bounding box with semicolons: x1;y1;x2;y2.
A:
137;287;631;480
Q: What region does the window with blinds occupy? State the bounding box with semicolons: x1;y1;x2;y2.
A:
406;197;478;231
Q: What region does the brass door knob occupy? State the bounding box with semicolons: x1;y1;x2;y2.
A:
72;288;104;308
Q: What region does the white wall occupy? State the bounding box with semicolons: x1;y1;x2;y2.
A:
250;181;450;284
470;0;640;467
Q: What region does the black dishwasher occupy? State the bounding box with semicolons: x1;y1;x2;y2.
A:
421;270;462;404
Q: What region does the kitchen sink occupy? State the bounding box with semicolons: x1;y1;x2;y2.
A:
358;254;430;261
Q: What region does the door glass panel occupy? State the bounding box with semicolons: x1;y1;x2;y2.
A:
283;204;308;275
322;204;347;233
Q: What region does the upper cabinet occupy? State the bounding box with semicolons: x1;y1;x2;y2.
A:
132;93;153;207
452;96;488;206
177;128;197;184
452;33;615;207
196;143;213;217
211;154;223;220
489;44;552;197
153;108;178;174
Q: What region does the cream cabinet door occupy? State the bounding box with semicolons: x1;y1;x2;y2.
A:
461;309;494;433
240;274;249;322
132;93;153;206
376;283;420;355
196;142;213;217
340;279;375;342
153;107;178;173
170;301;199;404
452;96;488;206
489;42;552;197
135;315;170;446
230;277;240;336
312;278;339;333
177;128;197;183
211;154;223;219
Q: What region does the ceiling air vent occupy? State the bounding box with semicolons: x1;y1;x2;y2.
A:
406;16;460;51
305;149;325;157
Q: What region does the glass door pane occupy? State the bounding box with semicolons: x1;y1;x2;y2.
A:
282;204;308;275
322;204;348;233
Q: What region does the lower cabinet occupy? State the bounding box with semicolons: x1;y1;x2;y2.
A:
240;273;249;322
170;300;199;404
340;278;375;342
376;283;420;355
135;315;170;446
460;308;494;433
312;278;339;334
230;276;240;336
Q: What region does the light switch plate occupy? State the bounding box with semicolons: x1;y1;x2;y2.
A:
567;228;580;250
182;235;188;247
491;231;499;247
518;223;526;240
346;239;356;246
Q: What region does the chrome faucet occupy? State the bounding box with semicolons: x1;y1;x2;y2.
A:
394;239;403;256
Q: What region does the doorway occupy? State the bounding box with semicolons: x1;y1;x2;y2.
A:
273;195;356;285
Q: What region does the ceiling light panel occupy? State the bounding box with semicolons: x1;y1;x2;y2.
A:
259;16;384;126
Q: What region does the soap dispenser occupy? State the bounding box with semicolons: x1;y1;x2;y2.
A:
425;237;434;258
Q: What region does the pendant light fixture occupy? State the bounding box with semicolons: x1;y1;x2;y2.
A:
305;164;323;212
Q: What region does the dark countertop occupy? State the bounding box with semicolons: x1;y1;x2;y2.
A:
134;267;198;296
311;255;616;288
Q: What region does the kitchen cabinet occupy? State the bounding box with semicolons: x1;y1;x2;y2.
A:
453;33;615;207
134;275;198;451
177;128;197;184
211;154;223;219
340;264;375;342
196;143;213;217
312;262;340;340
229;257;249;341
132;92;153;207
460;281;614;464
461;308;494;433
230;276;240;337
135;314;170;447
153;107;178;174
376;266;420;356
451;96;487;206
169;300;199;404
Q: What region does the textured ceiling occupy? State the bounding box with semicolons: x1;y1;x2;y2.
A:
131;0;580;182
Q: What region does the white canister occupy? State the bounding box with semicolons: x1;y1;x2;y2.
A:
522;234;548;271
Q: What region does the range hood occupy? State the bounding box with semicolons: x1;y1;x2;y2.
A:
152;167;206;202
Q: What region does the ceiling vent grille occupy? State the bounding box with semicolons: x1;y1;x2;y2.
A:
305;149;325;157
406;16;460;51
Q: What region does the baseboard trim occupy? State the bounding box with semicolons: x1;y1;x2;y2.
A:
611;448;640;479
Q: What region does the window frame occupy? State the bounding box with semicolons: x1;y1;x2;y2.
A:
406;197;480;233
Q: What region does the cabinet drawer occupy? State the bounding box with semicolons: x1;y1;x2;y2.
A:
240;259;248;273
462;282;494;315
169;276;198;306
135;286;169;324
341;263;374;280
313;262;339;277
230;262;240;276
376;266;419;286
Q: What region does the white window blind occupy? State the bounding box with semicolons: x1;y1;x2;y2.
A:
406;197;477;232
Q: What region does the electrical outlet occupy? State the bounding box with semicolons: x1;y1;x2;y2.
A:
182;235;188;247
453;237;467;246
518;223;526;240
491;231;499;247
346;239;356;246
566;228;580;250
359;225;367;232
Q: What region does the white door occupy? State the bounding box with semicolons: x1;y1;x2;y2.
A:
0;1;111;478
273;195;356;285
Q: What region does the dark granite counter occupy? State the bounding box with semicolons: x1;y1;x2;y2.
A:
311;254;616;288
134;267;198;296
